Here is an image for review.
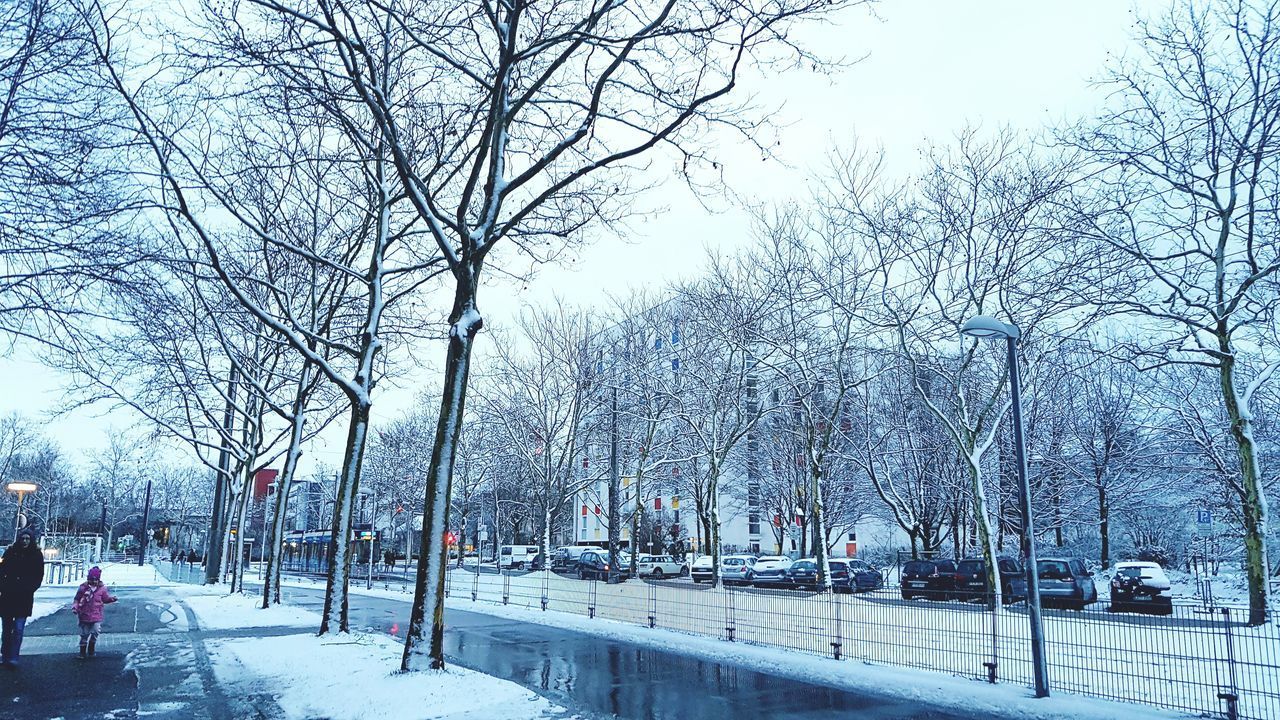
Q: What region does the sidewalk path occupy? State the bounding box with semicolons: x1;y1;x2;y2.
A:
4;585;289;720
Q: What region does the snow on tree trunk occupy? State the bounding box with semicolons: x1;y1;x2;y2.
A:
264;379;308;608
1220;355;1271;626
965;449;1003;611
319;402;370;635
709;455;722;588
402;296;481;671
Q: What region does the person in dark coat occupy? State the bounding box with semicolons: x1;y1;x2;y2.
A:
0;529;45;666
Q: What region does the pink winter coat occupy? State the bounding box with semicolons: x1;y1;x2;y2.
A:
72;581;116;623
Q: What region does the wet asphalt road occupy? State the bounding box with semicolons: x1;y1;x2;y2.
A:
271;585;973;720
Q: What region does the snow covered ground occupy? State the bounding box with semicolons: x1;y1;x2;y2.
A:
170;587;573;720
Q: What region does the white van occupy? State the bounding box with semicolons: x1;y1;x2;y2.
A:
498;544;540;569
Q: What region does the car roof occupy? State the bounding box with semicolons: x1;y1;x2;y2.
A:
1116;561;1161;568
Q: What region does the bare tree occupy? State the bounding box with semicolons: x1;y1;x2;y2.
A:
1073;0;1280;623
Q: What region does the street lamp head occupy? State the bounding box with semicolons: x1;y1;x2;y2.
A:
6;481;37;494
961;315;1020;341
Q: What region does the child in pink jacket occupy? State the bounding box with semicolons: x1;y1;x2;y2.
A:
72;566;117;658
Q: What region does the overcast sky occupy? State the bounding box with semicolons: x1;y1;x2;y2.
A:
0;0;1160;471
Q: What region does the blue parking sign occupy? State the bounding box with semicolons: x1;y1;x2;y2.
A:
1195;509;1212;525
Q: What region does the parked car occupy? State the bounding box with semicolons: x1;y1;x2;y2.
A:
840;559;885;593
785;558;823;589
550;545;598;572
576;550;631;581
720;555;757;585
1037;557;1098;610
749;555;794;587
637;554;688;579
498;545;539;570
1109;561;1173;615
953;557;1027;603
690;555;715;583
900;558;958;601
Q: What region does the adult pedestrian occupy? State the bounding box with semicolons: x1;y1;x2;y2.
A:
0;529;45;667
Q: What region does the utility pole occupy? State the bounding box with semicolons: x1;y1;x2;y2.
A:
205;366;238;584
138;479;152;566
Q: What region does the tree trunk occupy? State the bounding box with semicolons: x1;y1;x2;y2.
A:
319;400;371;635
263;373;309;607
402;290;481;671
966;448;1002;612
1220;355;1271;626
1098;483;1109;569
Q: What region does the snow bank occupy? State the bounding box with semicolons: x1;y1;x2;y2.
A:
208;632;569;720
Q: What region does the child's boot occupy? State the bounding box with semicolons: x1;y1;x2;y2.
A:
78;642;87;659
87;639;96;657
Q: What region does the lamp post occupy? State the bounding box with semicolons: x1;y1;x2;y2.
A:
6;481;38;539
961;315;1049;698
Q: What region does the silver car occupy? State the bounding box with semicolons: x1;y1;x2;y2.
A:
1036;557;1098;610
720;555;757;585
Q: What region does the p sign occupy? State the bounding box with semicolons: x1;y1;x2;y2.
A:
1195;509;1213;526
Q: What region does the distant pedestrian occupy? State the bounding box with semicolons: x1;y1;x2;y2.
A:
0;529;45;667
72;566;117;659
177;550;187;564
383;549;395;573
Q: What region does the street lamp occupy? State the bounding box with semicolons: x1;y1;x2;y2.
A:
6;481;38;539
961;315;1049;698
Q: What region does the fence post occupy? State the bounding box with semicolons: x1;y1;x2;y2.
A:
647;581;657;629
588;581;597;619
502;572;510;605
830;590;843;660
471;566;479;602
724;583;736;642
984;591;999;683
1217;607;1240;720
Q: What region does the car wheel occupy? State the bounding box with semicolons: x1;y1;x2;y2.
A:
679;566;689;577
652;568;664;579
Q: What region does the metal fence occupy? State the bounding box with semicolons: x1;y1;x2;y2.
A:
440;567;1279;720
155;560;207;585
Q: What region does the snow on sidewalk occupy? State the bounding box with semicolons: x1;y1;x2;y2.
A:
182;592;571;720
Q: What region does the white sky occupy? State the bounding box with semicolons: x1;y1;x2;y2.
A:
0;0;1158;471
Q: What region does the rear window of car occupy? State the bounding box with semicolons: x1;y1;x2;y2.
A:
957;560;983;574
793;561;814;570
724;558;744;566
828;561;847;570
1118;567;1142;578
998;558;1021;573
903;561;934;575
1039;560;1070;578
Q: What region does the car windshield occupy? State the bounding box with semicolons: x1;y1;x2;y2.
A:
957;560;983;574
1118;567;1142;578
998;559;1020;573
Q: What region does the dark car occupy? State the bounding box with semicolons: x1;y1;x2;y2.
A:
900;559;958;600
841;559;884;593
953;557;1027;604
785;558;822;589
1037;557;1098;610
576;550;631;581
